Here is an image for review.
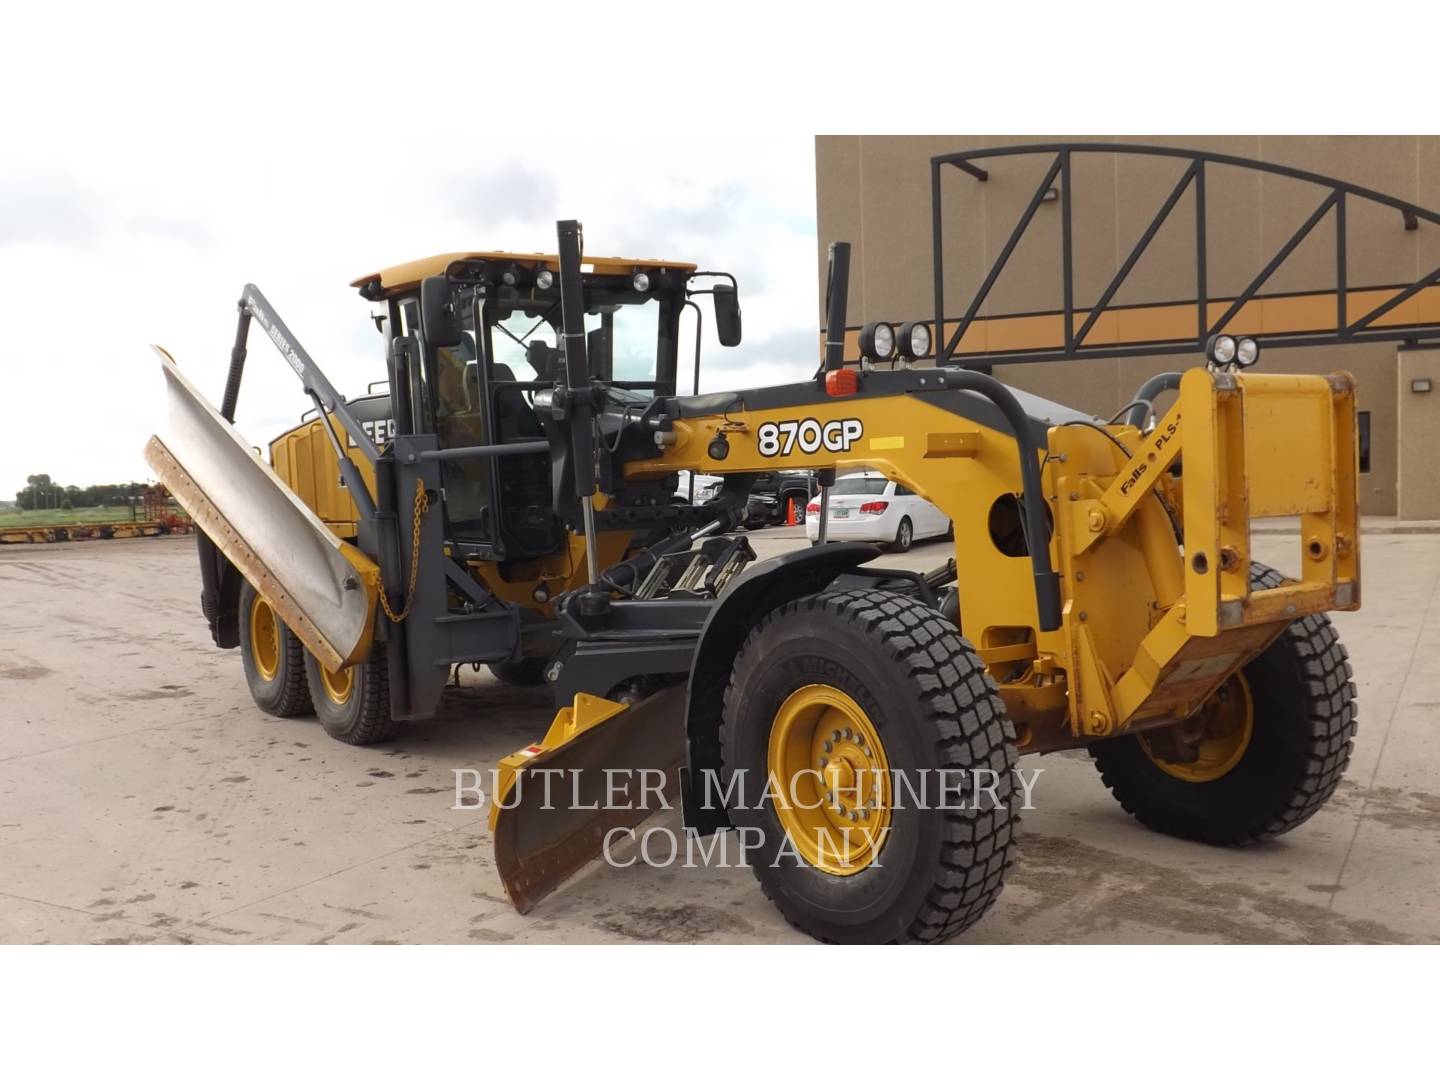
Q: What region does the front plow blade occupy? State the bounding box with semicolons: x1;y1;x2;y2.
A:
143;347;379;671
491;687;687;912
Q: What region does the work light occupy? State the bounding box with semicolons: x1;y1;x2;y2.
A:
899;320;932;360
535;269;555;289
860;321;897;361
632;271;651;293
1235;336;1260;367
1206;333;1238;365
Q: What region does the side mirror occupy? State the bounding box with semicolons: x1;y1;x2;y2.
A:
713;284;742;347
420;276;462;348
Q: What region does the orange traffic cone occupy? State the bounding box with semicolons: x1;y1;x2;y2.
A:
786;497;798;526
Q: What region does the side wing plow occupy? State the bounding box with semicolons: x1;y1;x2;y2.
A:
144;347;379;671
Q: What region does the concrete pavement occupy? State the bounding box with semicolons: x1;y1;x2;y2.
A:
1;529;1437;944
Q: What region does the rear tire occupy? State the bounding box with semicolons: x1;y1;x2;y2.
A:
720;588;1019;944
889;516;914;553
238;580;311;718
488;657;549;686
1090;563;1356;845
304;643;399;746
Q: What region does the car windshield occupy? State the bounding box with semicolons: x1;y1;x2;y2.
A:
831;476;887;496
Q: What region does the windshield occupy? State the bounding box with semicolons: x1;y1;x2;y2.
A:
832;476;887;496
487;305;558;381
588;303;659;384
463;289;663;388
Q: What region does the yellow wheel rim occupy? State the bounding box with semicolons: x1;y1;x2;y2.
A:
1143;672;1254;782
766;684;892;875
319;663;354;706
249;594;281;682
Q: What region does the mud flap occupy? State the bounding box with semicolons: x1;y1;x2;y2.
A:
491;685;688;913
143;347;379;670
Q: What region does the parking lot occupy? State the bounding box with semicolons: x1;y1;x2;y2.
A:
1;527;1438;944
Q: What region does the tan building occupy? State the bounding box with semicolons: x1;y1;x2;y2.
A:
814;136;1440;517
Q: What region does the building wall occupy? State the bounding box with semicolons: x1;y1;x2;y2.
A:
815;136;1440;516
1398;348;1440;519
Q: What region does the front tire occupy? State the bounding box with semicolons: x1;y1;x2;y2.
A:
238;580;311;718
488;656;549;686
1090;563;1356;845
720;589;1019;944
304;643;399;746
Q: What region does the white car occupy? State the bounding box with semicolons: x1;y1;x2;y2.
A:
804;471;952;552
677;470;723;504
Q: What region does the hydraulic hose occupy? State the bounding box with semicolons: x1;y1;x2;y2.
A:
939;371;1063;632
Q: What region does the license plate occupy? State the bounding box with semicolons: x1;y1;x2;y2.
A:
832;508;850;519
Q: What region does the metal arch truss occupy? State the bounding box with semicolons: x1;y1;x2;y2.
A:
930;143;1440;367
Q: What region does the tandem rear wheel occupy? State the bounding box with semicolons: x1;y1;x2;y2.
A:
303;644;399;746
238;580;397;744
238;580;311;718
719;588;1019;944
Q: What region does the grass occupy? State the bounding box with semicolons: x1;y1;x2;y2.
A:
0;506;152;528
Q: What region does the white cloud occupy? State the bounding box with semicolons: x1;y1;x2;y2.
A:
0;125;817;498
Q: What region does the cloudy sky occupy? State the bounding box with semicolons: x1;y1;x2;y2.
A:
0;2;1411;503
0;124;819;499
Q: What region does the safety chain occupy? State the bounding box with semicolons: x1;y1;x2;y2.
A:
378;477;430;623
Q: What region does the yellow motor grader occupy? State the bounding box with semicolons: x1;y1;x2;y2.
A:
149;144;1440;943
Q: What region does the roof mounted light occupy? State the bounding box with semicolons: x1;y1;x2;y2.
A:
859;321;896;362
535;269;554;290
632;271;651;293
1206;333;1238;366
500;263;522;287
1235;336;1261;368
898;320;932;361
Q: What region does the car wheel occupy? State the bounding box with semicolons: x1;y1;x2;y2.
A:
890;516;913;553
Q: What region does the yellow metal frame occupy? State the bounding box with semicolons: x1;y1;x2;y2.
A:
624;368;1361;752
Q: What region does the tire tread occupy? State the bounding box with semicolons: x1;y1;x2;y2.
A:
721;588;1019;943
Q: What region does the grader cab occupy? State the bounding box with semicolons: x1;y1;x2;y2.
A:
148;144;1440;943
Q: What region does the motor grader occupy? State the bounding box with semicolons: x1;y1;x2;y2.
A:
149;143;1440;944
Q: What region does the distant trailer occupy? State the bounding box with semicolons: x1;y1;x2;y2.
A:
0;520;193;544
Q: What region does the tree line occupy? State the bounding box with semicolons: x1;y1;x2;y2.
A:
15;474;148;511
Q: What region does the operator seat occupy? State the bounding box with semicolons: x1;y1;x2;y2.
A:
490;363;563;558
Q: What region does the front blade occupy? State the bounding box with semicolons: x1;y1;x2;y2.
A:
492;685;687;913
144;347;379;670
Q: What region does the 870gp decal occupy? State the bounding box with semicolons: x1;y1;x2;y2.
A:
756;417;864;457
